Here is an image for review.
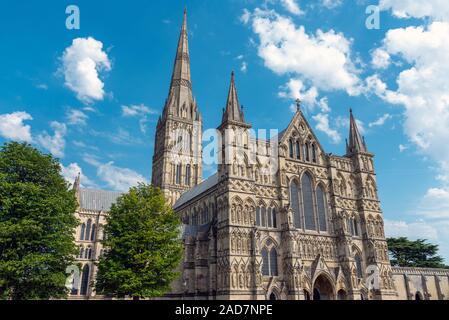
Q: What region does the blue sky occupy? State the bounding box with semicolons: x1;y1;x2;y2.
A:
1;0;449;262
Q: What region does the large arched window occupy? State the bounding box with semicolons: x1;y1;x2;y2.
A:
316;185;328;232
261;207;267;227
80;223;86;241
290;181;301;229
80;264;90;296
261;247;278;277
302;173;316;230
256;207;261;226
85;219;92;241
355;254;363;279
261;248;269;276
271;208;277;228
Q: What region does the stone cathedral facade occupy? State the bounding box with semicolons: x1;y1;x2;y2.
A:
69;11;449;300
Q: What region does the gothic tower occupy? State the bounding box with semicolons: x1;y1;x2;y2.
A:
152;10;203;205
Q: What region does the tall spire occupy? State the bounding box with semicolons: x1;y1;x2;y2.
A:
164;9;194;117
73;172;81;204
347;109;367;155
221;71;247;126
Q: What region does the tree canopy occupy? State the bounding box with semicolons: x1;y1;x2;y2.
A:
95;184;182;299
387;237;447;269
0;142;79;299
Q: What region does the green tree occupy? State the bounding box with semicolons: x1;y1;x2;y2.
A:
0;142;79;300
95;184;182;300
387;237;447;269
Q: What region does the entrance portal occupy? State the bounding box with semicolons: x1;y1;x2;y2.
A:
313;274;335;300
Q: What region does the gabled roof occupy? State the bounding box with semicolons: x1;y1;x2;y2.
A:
79;188;122;212
174;173;218;209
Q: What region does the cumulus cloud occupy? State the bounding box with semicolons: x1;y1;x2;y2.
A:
61;162;96;188
247;8;361;95
369;113;392;127
66;109;88;126
121;104;158;133
279;78;330;113
280;0;304;16
313;113;341;144
0;112;33;142
60;37;111;103
370;22;449;182
83;155;146;191
37;122;67;158
379;0;449;21
371;48;391;69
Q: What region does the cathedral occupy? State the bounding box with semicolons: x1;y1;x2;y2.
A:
69;11;449;300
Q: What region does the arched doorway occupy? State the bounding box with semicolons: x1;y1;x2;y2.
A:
80;264;90;296
313;274;335;300
415;292;423;300
337;289;347;300
269;292;277;300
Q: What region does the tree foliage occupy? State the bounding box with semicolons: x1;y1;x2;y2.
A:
95;184;182;299
387;237;447;269
0;142;79;299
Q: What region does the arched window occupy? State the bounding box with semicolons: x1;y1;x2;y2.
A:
296;141;301;160
290;181;301;228
353;219;359;236
304;143;310;162
256;207;261;226
270;248;278;276
302;173;316;230
272;208;277;228
355;254;363;279
80;264;90;296
185;165;191;185
79;246;84;259
261;207;267;227
348;218;355;235
261;248;269;276
80;223;86;241
267;208;273;228
316;185;327;232
176;164;182;185
85;219;92;241
312;144;317;163
289;139;294;158
90;224;96;241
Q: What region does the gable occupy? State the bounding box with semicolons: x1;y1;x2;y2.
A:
279;110;327;157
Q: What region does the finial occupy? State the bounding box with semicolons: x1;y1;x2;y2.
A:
295;98;301;111
231;70;235;81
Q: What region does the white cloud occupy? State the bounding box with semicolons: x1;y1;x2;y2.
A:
321;0;343;9
121;104;158;134
371;48;391;69
66;109;88;126
240;61;248;73
61;162;96;188
385;219;439;241
0;112;33;142
313;113;341;144
369;113;392;127
60;37;111;103
240;9;251;25
83;155;146;191
37;122;67;158
379;0;449;21
371;22;449;182
280;0;304;16
399;144;408;153
279;78;330;112
248;9;361;95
